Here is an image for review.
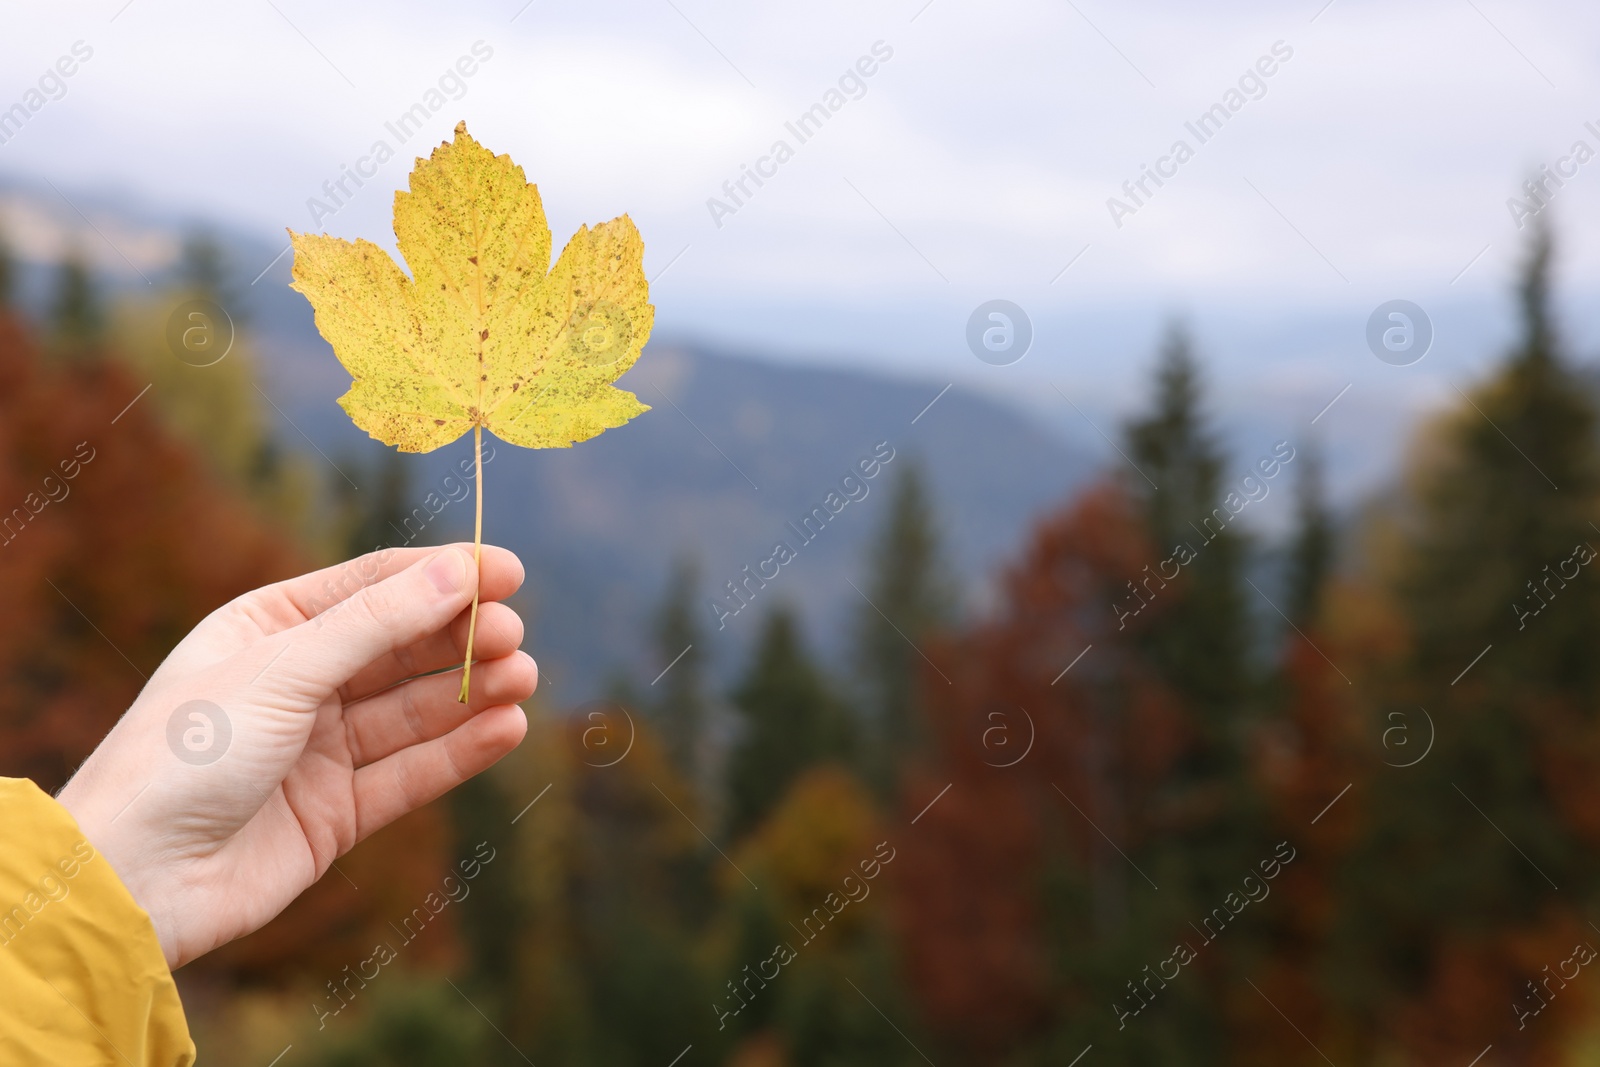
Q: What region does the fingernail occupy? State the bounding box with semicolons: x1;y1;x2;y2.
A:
425;549;467;596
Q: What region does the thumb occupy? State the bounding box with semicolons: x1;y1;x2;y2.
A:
269;547;477;694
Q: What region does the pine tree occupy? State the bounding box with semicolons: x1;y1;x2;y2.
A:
1119;325;1263;1063
1335;219;1600;1063
50;250;103;356
336;450;410;557
651;557;708;789
1400;220;1600;685
179;229;227;295
1122;324;1251;779
0;221;15;309
725;607;853;838
177;228;245;325
1286;442;1334;627
855;459;955;787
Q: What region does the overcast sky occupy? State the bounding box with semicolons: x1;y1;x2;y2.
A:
4;0;1600;498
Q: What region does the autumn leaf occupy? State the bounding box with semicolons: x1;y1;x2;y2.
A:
288;120;654;699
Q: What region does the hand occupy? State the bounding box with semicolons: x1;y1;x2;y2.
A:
56;544;536;969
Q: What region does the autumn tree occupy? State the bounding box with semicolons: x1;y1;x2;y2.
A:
721;768;920;1066
1241;437;1372;1066
894;482;1223;1064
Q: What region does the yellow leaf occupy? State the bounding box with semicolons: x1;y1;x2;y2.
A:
289;120;653;454
287;121;655;699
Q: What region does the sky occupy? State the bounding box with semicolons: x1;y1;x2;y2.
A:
4;0;1600;503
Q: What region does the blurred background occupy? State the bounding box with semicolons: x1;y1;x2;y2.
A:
6;0;1600;1063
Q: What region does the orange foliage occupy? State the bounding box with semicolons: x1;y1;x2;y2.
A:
893;482;1193;1061
733;767;884;943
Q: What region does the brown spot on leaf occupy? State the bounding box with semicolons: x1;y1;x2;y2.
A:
434;419;445;426
468;255;478;265
480;329;489;341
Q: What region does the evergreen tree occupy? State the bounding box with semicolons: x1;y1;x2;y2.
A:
1122;324;1251;776
854;460;956;787
1335;219;1600;1062
725;607;853;838
447;769;522;1046
0;221;15;309
179;229;227;295
1399;220;1600;684
177;228;245;323
650;557;708;789
50;249;103;356
336;450;410;557
1119;325;1263;1064
1286;441;1334;627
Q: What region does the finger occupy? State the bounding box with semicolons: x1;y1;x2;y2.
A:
338;601;524;704
344;651;538;766
270;547;479;694
268;543;523;625
353;705;528;840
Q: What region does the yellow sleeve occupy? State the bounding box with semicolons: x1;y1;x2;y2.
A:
0;777;195;1066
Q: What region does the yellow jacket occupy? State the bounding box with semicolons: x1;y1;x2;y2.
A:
0;777;195;1065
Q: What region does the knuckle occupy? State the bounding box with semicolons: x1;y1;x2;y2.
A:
400;679;427;742
354;581;405;634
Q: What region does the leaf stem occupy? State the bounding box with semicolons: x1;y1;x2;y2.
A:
458;423;484;703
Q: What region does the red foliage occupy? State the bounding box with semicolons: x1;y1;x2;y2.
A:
893;482;1192;1061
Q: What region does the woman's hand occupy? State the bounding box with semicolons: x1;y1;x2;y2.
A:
56;544;536;969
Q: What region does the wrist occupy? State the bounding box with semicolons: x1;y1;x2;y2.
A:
56;775;183;968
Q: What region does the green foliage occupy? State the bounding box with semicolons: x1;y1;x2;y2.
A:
49;249;103;356
299;978;488;1067
0;221;14;308
335;451;410;557
777;951;922;1067
1329;220;1600;1059
651;556;709;789
1111;325;1269;1065
445;772;521;1011
1285;442;1334;627
726;607;855;838
1400;221;1600;686
1124;324;1253;750
854;460;956;788
178;228;242;315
